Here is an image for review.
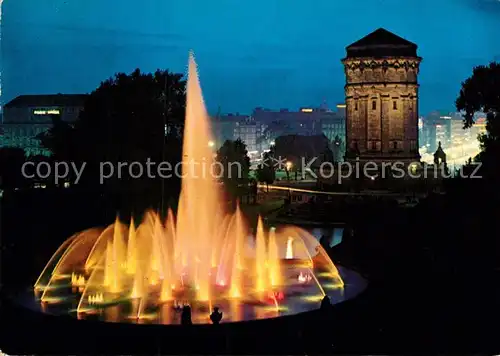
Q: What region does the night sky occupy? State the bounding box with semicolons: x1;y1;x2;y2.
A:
3;0;500;115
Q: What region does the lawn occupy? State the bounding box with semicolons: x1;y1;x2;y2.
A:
240;197;285;226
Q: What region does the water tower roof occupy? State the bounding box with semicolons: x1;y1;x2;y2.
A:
345;28;418;59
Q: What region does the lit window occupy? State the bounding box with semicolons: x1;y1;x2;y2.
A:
33;109;60;115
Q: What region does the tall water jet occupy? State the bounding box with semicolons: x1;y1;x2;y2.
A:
131;266;143;299
285;237;294;259
230;204;246;298
127;219;137;274
255;216;268;292
268;227;282;287
103;240;113;288
234;203;245;270
111;218;125;293
175;51;221;301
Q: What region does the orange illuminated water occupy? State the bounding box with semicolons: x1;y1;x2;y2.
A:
32;52;354;324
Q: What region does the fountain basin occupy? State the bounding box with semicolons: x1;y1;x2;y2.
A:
21;264;366;324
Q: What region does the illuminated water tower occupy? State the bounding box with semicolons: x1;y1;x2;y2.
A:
342;28;422;167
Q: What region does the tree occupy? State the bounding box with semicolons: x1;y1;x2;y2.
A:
39;69;186;213
37;114;75;162
216;139;250;200
321;142;334;164
0;147;27;190
256;151;275;191
456;62;500;179
274;134;330;180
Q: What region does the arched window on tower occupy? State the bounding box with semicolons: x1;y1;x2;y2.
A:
354;101;358;111
393;101;397;110
372;101;377;110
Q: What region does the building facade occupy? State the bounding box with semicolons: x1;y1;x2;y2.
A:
232;115;264;156
211;105;346;162
252;106;345;152
420;111;453;153
0;94;88;156
419;111;486;166
342;28;421;165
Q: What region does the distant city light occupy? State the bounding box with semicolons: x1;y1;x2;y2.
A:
336;104;346;108
34;109;60;115
301;108;313;113
440;116;452;119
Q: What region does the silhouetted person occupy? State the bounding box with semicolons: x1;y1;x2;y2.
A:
181;305;192;325
320;295;333;312
210;307;223;325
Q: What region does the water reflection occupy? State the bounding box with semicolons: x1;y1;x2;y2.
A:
308;227;344;248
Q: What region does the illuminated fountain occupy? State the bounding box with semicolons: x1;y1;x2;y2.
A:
32;53;365;324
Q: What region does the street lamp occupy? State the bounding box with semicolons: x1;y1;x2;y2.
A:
286;161;293;170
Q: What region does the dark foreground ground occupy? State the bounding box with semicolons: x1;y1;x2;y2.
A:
0;183;498;354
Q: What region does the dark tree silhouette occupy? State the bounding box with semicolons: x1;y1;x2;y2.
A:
456;62;500;177
321;142;334;164
0;147;27;190
216;139;250;200
39;69;186;213
332;135;344;163
256;151;275;191
37;114;75;162
274;134;330;180
257;120;291;145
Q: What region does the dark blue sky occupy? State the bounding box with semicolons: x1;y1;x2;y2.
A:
3;0;500;115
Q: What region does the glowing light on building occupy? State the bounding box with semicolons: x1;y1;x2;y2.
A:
418;118;423;129
301;108;313;113
34;109;61;115
336;104;346;109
